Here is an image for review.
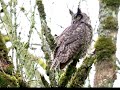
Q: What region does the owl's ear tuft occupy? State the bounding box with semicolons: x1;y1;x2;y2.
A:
77;8;81;16
69;9;74;16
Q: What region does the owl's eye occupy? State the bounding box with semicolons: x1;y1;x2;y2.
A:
73;21;75;23
78;15;83;20
74;14;78;19
75;13;83;19
74;16;77;19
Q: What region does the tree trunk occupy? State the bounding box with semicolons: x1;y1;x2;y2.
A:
94;0;119;87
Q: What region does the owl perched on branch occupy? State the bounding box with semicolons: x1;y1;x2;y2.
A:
51;8;93;70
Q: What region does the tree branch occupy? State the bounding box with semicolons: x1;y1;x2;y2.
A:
68;55;95;87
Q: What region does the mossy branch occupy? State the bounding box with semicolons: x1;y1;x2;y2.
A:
58;58;77;87
36;0;56;51
0;72;19;87
0;32;17;87
68;55;95;88
0;32;14;75
40;75;49;87
36;0;57;87
58;46;86;87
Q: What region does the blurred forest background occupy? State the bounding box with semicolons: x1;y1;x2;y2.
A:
0;0;120;87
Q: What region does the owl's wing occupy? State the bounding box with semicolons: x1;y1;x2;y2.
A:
53;25;79;58
54;24;86;63
63;25;85;46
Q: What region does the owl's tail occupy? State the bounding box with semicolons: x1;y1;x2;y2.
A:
50;58;60;70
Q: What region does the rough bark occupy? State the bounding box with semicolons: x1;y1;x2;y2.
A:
94;0;119;87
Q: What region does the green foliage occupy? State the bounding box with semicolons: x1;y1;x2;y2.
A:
0;72;19;87
102;16;118;30
94;36;116;61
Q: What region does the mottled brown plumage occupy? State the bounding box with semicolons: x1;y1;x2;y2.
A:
51;8;93;70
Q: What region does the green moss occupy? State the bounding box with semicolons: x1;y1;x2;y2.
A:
0;32;9;60
5;63;14;75
20;7;25;12
59;64;76;87
0;72;19;87
102;16;118;31
24;42;29;49
45;52;50;60
0;33;14;74
46;34;56;51
2;35;10;42
17;77;29;88
94;36;116;61
42;27;56;51
68;56;95;88
100;0;120;8
59;47;88;87
36;0;56;51
36;0;46;20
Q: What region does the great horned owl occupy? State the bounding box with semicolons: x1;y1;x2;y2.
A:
51;8;93;70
